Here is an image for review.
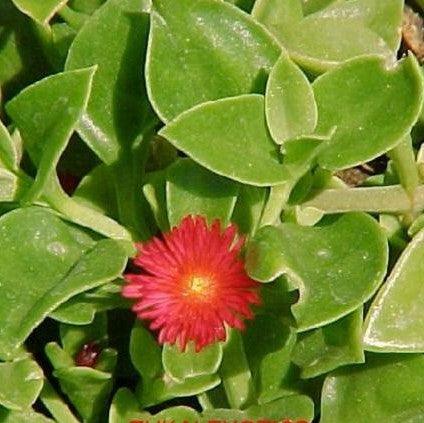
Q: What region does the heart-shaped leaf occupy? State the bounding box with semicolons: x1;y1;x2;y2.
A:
314;55;424;170
364;228;424;352
146;0;281;122
166;158;239;227
246;213;388;331
0;207;127;359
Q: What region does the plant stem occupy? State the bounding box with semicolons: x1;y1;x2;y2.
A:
301;185;424;215
387;135;419;198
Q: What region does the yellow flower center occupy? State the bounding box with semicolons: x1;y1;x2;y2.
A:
184;275;214;299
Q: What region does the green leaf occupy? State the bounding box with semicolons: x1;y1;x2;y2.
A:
155;406;200;420
0;357;44;411
219;329;254;409
137;372;221;408
6;68;96;202
109;388;150;423
0;207;127;359
321;354;424;423
39;380;80;423
166;159;239;227
130;322;162;382
314;0;403;51
50;281;129;325
301;0;338;15
60;313;107;357
202;395;314;421
130;323;221;407
231;185;267;236
73;165;118;216
314;55;424;170
0;120;18;171
162;342;223;382
160;95;290;186
363;228;424;352
254;0;392;74
65;0;154;164
252;0;303;27
265;54;317;144
146;0;281;122
11;0;67;25
246;213;388;331
292;307;364;379
243;314;297;403
0;408;53;423
53;366;113;423
143;170;169;232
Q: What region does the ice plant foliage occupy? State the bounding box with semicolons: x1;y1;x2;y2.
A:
122;215;261;351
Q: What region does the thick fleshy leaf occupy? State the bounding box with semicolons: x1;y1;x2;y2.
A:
11;0;67;25
73;165;117;217
50;281;128;326
314;0;403;51
161;95;293;186
131;324;221;407
243;313;297;403
162;342;223;382
166;159;239;227
6;68;95;201
137;373;220;408
109;388;150;423
219;329;254;409
146;0;281;122
321;354;424;423
60;313;107;357
364;228;424;352
246;213;388;331
301;0;337;15
130;323;162;382
0;358;44;411
0;207;127;359
231;185;267;236
155;407;200;420
265;54;317;144
143;170;169;231
53;367;113;423
314;55;424;170
293;307;364;379
254;0;392;74
65;0;154;164
0;408;53;423
202;395;314;421
0;120;18;171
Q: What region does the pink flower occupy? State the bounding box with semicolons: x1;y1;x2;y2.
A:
122;215;260;351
